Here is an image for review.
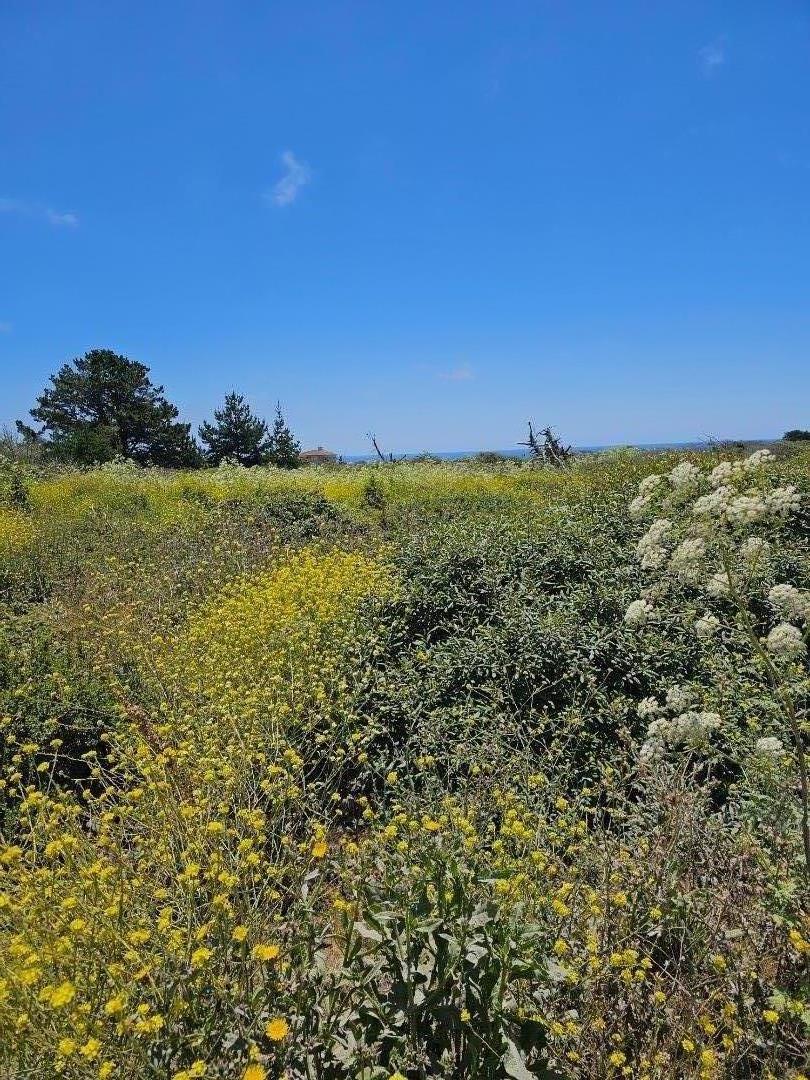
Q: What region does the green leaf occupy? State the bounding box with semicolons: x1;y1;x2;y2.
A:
503;1036;536;1080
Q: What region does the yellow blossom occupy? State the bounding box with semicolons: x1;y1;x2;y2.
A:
49;980;77;1009
252;943;280;962
265;1016;289;1041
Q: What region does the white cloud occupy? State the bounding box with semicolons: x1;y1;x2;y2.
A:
267;151;311;207
699;43;725;76
0;197;78;227
438;365;474;382
46;209;79;227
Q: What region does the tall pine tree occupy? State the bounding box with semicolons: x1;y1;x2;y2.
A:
267;403;301;469
199;392;271;466
19;349;200;466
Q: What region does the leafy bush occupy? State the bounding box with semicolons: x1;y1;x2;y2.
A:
0;453;808;1079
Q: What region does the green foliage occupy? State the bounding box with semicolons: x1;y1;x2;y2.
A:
326;849;554;1079
20;348;201;466
1;450;808;1079
0;461;30;511
784;429;810;441
199;392;272;466
362;473;386;510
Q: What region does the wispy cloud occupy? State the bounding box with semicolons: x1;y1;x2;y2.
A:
46;209;79;227
0;197;79;227
438;365;474;382
699;43;726;76
267;151;311;208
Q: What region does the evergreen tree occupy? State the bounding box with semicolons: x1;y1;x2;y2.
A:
19;349;200;466
198;392;272;466
267;403;301;469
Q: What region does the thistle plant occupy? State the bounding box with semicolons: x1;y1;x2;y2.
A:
625;449;810;872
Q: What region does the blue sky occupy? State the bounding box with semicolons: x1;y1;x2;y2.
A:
1;1;809;453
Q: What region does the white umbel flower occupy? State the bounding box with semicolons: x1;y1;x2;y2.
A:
693;487;732;519
669;461;701;489
639;518;673;546
668;710;721;747
669;537;707;583
636;518;673;569
706;569;731;597
740;536;770;566
694;612;721;639
708;461;741;488
629;494;651;518
638;474;664;497
768;584;810;625
637;696;662;719
665;685;695;712
639;738;665;763
624;598;654;627
726;493;768;526
765;485;802;518
743;447;774;471
754;736;784;754
765;622;807;658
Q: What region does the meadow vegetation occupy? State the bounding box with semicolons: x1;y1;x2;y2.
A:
0;448;808;1079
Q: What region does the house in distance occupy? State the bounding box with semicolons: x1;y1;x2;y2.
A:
300;446;338;465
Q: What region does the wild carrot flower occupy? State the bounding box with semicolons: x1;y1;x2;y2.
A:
766;622;807;658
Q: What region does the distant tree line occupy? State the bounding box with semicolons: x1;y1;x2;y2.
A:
8;348;810;469
14;349;302;468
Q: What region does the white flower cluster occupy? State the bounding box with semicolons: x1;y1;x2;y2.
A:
709;461;742;488
754;735;784;755
765;484;802;518
669;461;701;489
629;474;665;518
668;710;721;745
694;612;721;639
624;598;654;627
740;536;770;566
765;622;807;658
743;448;774;470
637;696;662;719
641;706;721;760
639;474;664;496
692;486;733;519
665;684;696;712
726;493;769;526
705;569;731;598
636;518;672;569
669;537;707;584
768;584;810;626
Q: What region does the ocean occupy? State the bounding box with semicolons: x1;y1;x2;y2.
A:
340;440;773;463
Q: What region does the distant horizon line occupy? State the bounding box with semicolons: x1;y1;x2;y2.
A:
338;437;778;460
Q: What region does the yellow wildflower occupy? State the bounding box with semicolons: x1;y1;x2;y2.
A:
252;943;280;962
265;1016;289;1041
242;1066;266;1080
49;980;76;1008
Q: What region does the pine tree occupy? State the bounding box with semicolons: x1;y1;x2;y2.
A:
19;349;200;467
198;392;271;466
267;403;301;469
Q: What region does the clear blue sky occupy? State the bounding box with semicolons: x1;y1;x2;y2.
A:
1;1;809;453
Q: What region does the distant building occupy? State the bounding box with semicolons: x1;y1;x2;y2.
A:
300;446;338;465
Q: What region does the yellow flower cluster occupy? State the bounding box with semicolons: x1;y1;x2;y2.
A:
0;548;394;1076
0;508;35;555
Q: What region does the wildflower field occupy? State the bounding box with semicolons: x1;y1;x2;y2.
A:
1;449;808;1080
